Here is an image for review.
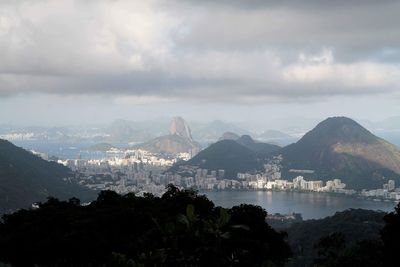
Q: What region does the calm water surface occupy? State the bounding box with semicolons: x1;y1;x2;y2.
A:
203;191;397;219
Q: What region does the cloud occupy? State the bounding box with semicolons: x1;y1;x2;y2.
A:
0;0;399;103
283;49;400;90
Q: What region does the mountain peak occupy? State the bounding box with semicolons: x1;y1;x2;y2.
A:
237;134;255;144
169;139;263;179
301;116;376;145
279;117;400;189
319;116;363;128
169;117;193;140
218;132;240;141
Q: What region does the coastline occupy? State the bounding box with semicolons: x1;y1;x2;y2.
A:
198;188;400;204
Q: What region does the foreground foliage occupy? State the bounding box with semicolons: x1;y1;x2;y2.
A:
300;204;400;267
0;185;291;267
285;209;386;266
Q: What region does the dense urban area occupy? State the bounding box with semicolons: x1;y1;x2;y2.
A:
29;146;400;202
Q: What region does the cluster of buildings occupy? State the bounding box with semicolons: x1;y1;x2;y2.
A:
0;132;35;140
54;148;191;196
235;156;353;194
59;152;357;195
361;180;400;200
236;173;352;194
28;146;400;201
58;148;190;169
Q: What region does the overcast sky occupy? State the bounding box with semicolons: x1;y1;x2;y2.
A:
0;0;399;126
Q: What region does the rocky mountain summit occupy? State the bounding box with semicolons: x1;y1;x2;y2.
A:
170;116;193;141
136;117;201;155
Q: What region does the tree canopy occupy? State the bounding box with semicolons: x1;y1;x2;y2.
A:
0;185;291;267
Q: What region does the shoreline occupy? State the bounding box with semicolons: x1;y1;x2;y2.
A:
198;188;400;204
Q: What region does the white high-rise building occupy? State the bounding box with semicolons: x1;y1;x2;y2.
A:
388;180;395;191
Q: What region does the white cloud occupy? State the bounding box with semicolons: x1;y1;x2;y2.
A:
0;0;182;76
283;49;400;91
298;48;334;64
0;0;399;103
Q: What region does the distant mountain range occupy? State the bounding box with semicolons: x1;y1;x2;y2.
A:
255;130;297;146
191;120;251;143
235;135;281;155
2;116;400;146
2;116;400;215
0;139;95;214
257;130;292;140
218;132;240;141
105;119;169;143
170;117;400;189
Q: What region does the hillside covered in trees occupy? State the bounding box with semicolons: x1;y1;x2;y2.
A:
0;139;95;214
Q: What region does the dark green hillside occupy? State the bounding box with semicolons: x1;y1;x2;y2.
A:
0;139;94;214
286;209;386;266
170;140;264;179
278;117;400;189
280;117;376;167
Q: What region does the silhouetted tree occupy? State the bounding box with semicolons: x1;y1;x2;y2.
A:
314;233;383;267
381;202;400;267
0;185;291;267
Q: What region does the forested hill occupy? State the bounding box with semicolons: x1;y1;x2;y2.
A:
0;139;95;214
169;139;265;178
278;117;400;189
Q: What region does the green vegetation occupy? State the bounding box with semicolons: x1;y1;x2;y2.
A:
0;185;291;267
285;209;386;266
313;233;384;267
0;139;95;214
172;117;400;189
170;140;265;178
282;205;400;267
279;117;400;189
2;184;400;266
